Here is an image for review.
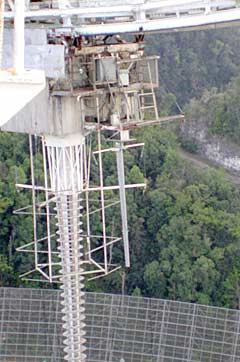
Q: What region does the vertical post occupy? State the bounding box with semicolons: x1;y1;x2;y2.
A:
186;303;197;361
29;135;38;270
157;300;167;362
84;140;91;256
116;142;130;268
0;0;4;69
13;0;25;74
96;97;108;273
42;138;53;283
45;135;87;362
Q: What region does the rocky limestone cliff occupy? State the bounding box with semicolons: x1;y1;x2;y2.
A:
180;119;240;173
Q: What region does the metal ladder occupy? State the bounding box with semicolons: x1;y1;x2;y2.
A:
138;62;158;121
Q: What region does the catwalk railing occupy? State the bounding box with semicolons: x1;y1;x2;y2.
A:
0;287;240;362
3;0;240;35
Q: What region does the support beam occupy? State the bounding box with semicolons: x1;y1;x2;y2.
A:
116;142;130;268
13;0;25;74
0;0;4;68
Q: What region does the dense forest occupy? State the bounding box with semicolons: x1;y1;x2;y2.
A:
1;27;240;309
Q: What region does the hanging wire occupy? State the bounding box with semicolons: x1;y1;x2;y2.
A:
162;83;184;114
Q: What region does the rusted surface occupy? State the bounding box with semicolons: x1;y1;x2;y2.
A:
75;42;141;56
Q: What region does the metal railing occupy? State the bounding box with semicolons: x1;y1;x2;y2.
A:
3;0;240;36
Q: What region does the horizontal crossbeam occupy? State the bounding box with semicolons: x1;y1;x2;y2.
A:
3;0;240;35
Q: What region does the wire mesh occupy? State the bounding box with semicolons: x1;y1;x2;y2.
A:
0;287;240;362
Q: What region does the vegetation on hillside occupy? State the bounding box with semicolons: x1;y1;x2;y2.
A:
147;28;240;114
93;128;240;309
186;77;240;145
1;127;240;309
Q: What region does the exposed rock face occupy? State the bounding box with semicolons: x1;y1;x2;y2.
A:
180;119;240;173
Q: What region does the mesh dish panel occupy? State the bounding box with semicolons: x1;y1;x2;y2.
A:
0;288;240;362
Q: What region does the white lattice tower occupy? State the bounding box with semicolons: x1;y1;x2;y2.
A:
44;133;87;362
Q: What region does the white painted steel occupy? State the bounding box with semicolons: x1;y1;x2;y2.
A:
29;135;39;274
44;134;87;362
13;0;24;74
0;2;45;129
57;192;86;362
42;137;53;282
3;0;238;19
116;142;130;268
96;98;108;274
78;8;240;36
0;0;4;68
0;69;46;127
3;0;240;35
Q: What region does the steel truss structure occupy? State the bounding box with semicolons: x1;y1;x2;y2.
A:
3;0;240;36
15;128;148;362
0;287;240;362
15;131;147;361
4;8;168;357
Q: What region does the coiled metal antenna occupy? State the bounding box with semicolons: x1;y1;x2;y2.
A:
57;193;86;361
